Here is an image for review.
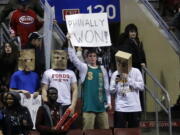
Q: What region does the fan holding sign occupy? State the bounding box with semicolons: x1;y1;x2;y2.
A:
67;12;112;130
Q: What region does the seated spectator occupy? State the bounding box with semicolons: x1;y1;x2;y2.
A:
1;91;33;135
36;87;66;135
0;42;18;92
9;49;40;98
9;0;43;48
27;32;45;78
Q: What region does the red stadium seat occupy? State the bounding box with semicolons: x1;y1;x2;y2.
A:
114;128;141;135
67;129;83;135
29;130;40;135
84;129;113;135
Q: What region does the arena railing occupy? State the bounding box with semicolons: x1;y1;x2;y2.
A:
139;0;180;55
0;22;21;51
142;66;172;135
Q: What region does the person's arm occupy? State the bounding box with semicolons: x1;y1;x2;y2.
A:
9;88;31;98
9;11;17;37
9;72;31;98
30;0;44;18
128;69;144;91
33;10;43;30
67;38;87;72
68;82;78;114
33;74;41;98
109;71;119;94
9;88;29;93
41;84;48;102
68;39;88;83
101;66;111;110
139;42;146;67
41;70;50;102
36;106;61;134
76;47;85;62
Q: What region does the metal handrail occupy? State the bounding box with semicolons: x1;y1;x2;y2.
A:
53;23;66;43
0;22;21;50
0;22;11;45
143;66;170;102
142;66;172;135
1;23;10;36
0;23;7;47
139;0;180;55
145;86;168;113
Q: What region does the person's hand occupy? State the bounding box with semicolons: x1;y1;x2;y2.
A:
51;126;57;130
51;126;64;133
66;33;74;48
67;105;75;116
33;92;39;99
76;47;82;52
66;33;71;40
53;19;57;24
10;33;16;38
121;73;128;83
51;126;60;133
115;75;121;83
116;73;128;83
141;63;146;67
21;90;31;98
9;28;16;38
107;104;112;111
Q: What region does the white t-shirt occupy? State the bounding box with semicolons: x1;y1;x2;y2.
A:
41;69;77;105
110;68;144;112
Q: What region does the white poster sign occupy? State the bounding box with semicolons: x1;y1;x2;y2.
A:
66;13;112;47
43;0;55;69
20;94;42;129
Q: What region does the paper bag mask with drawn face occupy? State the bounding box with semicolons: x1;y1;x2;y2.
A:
51;50;67;70
18;49;35;71
115;51;132;74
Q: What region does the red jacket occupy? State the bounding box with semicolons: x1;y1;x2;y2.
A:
10;8;43;48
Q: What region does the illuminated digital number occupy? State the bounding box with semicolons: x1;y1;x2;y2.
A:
87;4;116;20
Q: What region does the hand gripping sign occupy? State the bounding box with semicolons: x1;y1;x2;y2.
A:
55;109;78;131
